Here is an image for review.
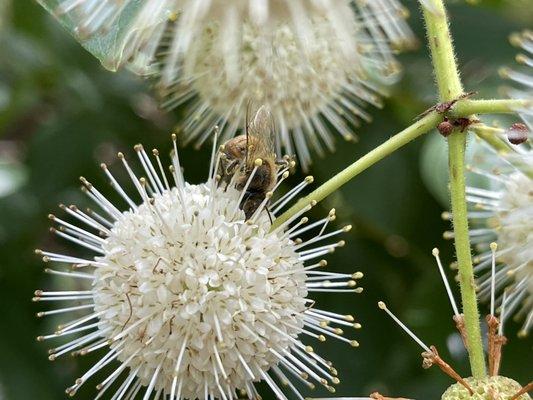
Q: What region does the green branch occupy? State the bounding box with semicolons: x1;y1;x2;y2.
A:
451;98;532;116
422;0;486;378
472;125;533;178
271;112;441;230
422;2;463;101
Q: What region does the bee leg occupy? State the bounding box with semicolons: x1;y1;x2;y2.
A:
275;157;290;166
224;159;239;175
265;205;274;224
241;192;267;221
218;160;240;191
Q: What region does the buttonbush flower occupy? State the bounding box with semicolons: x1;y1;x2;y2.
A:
40;0;416;168
34;133;363;399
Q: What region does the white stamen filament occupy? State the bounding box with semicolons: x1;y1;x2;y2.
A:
432;248;460;317
490;242;498;316
378;301;431;352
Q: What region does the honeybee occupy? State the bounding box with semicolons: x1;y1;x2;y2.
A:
219;105;289;220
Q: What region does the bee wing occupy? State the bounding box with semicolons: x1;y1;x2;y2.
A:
247;104;276;160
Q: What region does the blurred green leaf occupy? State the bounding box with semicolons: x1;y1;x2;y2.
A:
35;0;164;72
0;159;27;198
420;133;450;207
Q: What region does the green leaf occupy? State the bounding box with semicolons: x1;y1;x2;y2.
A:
35;0;162;72
420;133;450;207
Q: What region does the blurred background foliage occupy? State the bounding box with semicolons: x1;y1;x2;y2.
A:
0;1;531;399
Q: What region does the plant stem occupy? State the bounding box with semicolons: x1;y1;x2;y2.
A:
471;125;533;178
471;125;511;154
451;98;532;116
448;134;487;379
422;4;462;101
271;112;441;229
422;0;486;378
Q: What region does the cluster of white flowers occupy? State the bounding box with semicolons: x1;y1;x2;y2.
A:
41;0;416;168
34;134;363;399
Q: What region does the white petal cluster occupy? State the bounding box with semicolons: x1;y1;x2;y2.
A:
178;16;385;166
34;136;362;399
417;0;443;16
44;0;415;168
94;183;307;397
49;0;414;74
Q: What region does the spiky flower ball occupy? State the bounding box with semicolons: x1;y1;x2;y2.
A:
441;376;531;400
34;134;362;399
39;0;415;168
44;0;414;75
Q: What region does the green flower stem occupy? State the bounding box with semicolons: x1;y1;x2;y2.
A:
471;125;511;154
451;98;532;116
271;112;441;230
422;3;462;101
447;133;487;380
472;125;533;178
422;0;486;378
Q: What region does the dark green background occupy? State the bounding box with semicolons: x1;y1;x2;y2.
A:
0;1;531;399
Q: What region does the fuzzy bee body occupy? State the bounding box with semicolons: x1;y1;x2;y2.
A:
219;106;285;220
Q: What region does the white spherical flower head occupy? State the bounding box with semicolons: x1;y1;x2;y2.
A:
162;0;415;169
41;0;415;168
178;15;389;169
45;0;414;72
34;133;362;399
95;183;307;396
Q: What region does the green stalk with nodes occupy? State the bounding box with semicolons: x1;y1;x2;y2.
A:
271;111;442;228
421;0;486;378
450;98;531;116
272;97;524;229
